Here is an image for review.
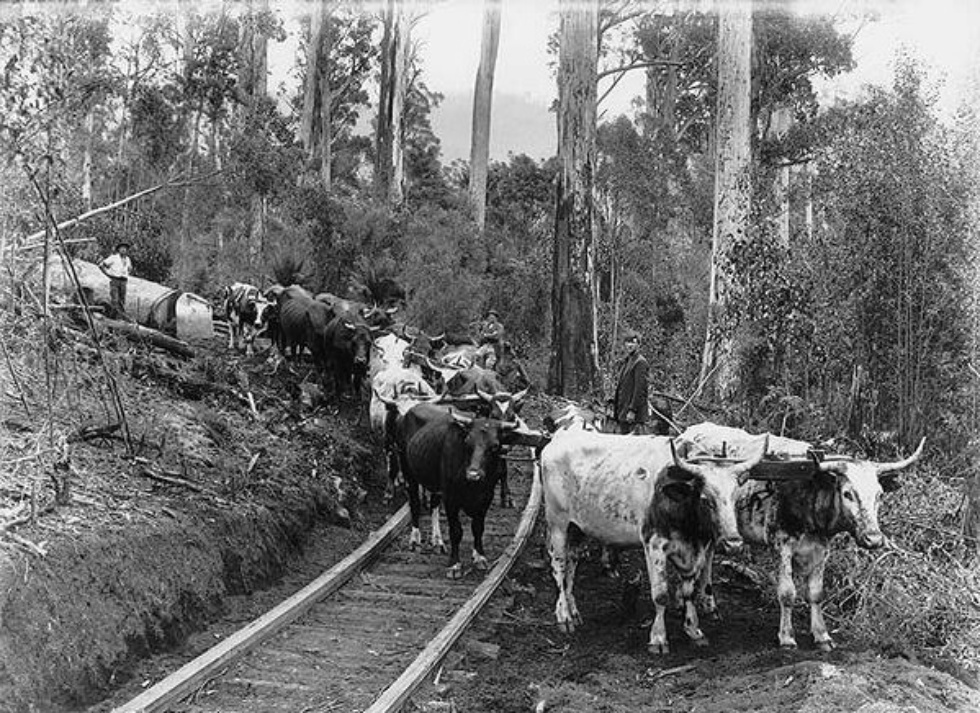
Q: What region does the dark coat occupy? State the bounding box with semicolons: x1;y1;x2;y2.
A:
614;352;649;426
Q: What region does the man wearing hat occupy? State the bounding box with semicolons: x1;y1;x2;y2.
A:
612;328;648;434
477;308;506;369
99;242;133;318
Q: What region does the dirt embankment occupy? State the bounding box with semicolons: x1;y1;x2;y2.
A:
0;340;382;713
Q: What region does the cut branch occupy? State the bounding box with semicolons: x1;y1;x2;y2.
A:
597;58;686;81
19;170;222;249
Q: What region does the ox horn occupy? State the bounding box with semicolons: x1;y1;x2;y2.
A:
670;439;703;480
875;437;926;475
372;387;397;407
450;408;473;426
512;388;529;403
730;434;769;484
385;306;399;314
477;388;495;403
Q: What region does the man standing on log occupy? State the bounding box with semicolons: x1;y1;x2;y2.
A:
99;242;132;319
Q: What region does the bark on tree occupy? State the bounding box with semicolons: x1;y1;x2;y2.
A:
300;1;333;190
240;0;270;259
699;0;752;398
548;0;600;399
769;105;793;248
468;0;502;230
376;0;410;207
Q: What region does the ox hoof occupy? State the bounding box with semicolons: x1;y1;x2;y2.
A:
473;557;488;572
647;642;670;655
446;564;464;580
557;620;576;635
779;640;799;650
816;640;835;653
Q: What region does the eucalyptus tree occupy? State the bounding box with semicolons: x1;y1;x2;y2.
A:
468;0;502;230
549;0;601;398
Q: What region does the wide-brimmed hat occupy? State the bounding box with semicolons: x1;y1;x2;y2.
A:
486;308;499;318
115;241;131;251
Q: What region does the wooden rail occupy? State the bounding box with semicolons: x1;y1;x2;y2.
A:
364;462;542;713
112;505;411;713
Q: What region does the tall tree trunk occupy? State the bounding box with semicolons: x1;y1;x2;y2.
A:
468;0;502;230
81;110;94;212
769;105;792;248
319;54;332;191
240;0;270;260
176;4;197;283
376;0;409;207
548;0;600;398
699;0;752;398
299;4;325;155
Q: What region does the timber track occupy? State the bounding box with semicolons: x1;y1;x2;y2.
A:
112;455;541;713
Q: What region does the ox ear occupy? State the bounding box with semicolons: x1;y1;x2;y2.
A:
879;473;902;493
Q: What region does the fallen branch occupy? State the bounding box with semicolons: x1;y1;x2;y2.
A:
68;422;122;443
4;531;48;557
138;467;206;493
19;170;221;248
95;316;195;358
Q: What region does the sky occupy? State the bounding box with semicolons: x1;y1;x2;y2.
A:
406;0;980;161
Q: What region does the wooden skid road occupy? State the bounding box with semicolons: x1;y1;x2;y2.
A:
113;460;540;713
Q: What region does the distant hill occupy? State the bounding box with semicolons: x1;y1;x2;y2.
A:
432;90;556;163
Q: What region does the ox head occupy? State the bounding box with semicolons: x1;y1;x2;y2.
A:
809;437;925;549
476;387;528;422
339;319;377;371
666;434;769;553
449;408;516;482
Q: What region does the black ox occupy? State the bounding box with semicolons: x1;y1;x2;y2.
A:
394;402;516;579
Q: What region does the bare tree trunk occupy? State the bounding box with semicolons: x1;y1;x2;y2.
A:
699;0;752;398
81;110;94;212
548;0;600;399
468;0;502;230
769;106;792;248
376;0;409;207
299;3;325;154
240;0;270;260
318;12;332;192
176;4;197;283
804;160;814;242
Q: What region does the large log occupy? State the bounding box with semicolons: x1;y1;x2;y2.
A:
45;255;214;341
96;316;196;358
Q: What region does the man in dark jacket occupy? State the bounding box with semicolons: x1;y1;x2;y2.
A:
613;329;648;434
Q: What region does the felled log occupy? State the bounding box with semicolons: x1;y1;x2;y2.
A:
95;316;195;358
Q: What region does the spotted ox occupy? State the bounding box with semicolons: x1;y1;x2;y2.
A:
221;282;273;356
540;430;767;654
681;422;925;651
394;402;516;578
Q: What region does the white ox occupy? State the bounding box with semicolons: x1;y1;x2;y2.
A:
370;334;439;505
540;430;768;654
681;422;925;651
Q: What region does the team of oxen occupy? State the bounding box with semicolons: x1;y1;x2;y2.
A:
539;403;925;655
219;280;532;580
218;282;927;655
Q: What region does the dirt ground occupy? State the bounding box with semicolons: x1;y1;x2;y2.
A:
419;535;980;712
1;320;979;713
